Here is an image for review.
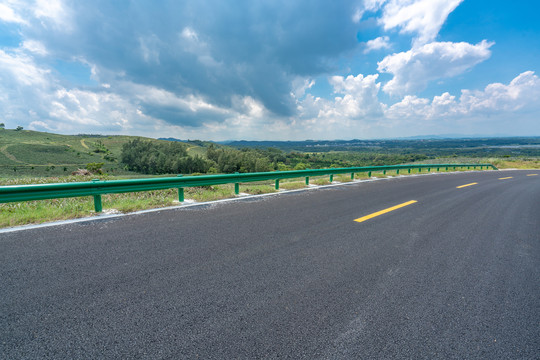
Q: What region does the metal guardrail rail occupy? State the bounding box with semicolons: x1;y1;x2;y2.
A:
0;163;497;212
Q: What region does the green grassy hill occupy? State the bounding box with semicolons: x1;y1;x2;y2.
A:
0;130;208;178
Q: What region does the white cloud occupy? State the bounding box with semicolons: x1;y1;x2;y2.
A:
386;71;540;121
181;27;199;42
378;40;493;96
325;74;384;118
0;49;51;86
291;73;385;138
0;2;26;24
379;0;463;45
385;95;430;119
21;40;48;55
364;36;391;53
131;84;230;115
460;71;540;113
291;77;315;99
33;0;71;29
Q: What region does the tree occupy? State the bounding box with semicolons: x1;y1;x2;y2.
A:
15;126;23;131
120;138;209;175
0;123;5;129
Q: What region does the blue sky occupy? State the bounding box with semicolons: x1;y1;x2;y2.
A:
0;0;539;140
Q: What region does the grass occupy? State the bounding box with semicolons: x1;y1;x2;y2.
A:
420;157;540;170
490;158;540;169
279;180;308;190
241;184;277;195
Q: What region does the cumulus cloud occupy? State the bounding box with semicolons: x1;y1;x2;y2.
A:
378;40;494;96
296;73;384;130
13;0;362;120
360;0;463;45
292;71;540;139
386;71;540;121
460;71;540;113
0;0;537;140
364;36;391;53
379;0;463;45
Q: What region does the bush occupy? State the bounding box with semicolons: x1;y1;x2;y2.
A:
86;162;104;174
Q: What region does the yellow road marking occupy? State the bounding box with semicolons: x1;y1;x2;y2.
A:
527;174;538;176
354;200;417;223
498;177;513;180
456;183;477;188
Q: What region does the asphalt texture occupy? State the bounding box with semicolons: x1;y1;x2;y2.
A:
1;170;539;359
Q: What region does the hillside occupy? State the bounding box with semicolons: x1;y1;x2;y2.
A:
0;130;208;178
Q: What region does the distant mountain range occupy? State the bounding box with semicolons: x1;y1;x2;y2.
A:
158;134;526;144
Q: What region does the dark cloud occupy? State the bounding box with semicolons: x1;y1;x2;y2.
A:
140;103;228;128
22;0;361;124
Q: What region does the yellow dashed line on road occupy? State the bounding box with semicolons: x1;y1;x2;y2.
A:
354;200;417;223
498;177;513;180
527;174;538;176
457;183;477;188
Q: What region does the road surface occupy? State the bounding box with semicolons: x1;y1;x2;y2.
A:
1;170;539;358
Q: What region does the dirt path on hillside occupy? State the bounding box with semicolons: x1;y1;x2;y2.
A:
0;145;24;163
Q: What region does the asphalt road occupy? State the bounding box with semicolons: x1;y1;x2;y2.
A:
1;170;539;359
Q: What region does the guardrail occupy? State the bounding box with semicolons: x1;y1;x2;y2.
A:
0;163;497;212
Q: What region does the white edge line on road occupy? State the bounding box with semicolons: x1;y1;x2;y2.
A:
0;170;486;234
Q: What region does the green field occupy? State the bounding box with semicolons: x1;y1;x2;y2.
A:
0;129;207;178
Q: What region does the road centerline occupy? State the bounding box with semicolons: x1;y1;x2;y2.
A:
456;182;478;188
498;176;513;180
527;174;538;176
354;200;417;223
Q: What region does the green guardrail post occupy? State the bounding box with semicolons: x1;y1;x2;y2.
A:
383;170;386;175
351;172;355;180
408;168;411;174
305;176;309;185
92;179;102;212
427;168;430;172
368;171;371;177
275;179;280;190
396;169;400;175
437;167;439;172
93;195;102;213
177;175;184;202
329;174;333;182
178;188;184;202
234;172;240;194
419;168;422;173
